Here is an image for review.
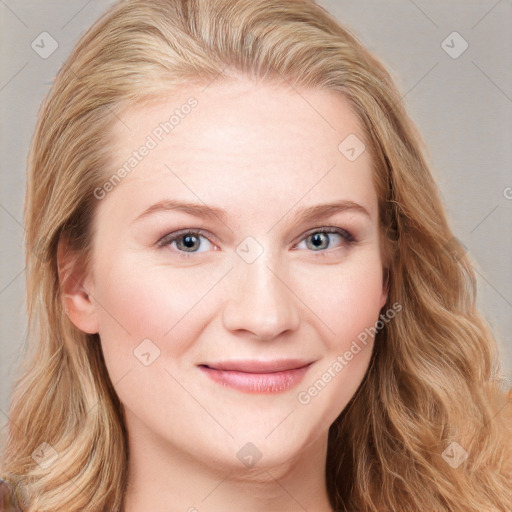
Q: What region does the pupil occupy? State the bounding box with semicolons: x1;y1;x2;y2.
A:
183;235;197;249
311;233;327;249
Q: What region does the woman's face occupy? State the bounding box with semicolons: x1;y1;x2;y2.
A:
76;79;387;470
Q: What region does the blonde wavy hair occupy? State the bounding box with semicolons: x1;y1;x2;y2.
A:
1;0;511;510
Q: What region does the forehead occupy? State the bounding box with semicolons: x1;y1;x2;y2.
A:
100;79;377;224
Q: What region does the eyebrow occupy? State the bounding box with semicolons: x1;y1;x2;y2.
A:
132;199;370;226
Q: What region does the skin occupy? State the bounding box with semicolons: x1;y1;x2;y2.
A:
61;78;388;512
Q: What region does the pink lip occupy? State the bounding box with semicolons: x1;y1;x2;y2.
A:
198;359;312;394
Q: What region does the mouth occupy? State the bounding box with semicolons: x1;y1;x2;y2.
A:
197;359;313;394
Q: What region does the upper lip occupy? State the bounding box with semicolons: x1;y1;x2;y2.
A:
199;359;313;373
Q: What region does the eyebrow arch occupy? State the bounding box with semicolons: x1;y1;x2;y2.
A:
132;199;371;225
133;200;229;224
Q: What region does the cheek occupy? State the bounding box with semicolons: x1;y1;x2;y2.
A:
294;256;385;424
323;255;385;408
295;249;385;348
91;257;225;369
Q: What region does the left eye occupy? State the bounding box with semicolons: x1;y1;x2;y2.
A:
157;227;354;258
296;228;354;251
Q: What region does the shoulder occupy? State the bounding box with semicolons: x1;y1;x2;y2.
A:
0;478;22;511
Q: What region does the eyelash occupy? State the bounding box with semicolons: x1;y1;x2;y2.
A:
156;227;356;260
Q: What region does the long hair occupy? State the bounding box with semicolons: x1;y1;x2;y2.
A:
1;1;510;510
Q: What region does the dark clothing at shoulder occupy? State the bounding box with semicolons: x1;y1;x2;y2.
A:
0;478;22;512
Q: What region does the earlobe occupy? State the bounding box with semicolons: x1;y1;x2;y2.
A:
57;238;99;334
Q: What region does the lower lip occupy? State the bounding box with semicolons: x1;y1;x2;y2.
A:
199;365;311;394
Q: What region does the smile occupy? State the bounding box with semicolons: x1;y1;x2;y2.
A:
198;359;313;394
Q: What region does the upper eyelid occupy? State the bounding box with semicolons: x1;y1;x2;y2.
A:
299;226;353;239
157;228;215;246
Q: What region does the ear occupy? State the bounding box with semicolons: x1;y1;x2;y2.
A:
57;237;99;334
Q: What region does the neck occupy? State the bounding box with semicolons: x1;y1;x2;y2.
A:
121;411;334;512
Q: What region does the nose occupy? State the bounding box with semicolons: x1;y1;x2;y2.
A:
221;254;301;341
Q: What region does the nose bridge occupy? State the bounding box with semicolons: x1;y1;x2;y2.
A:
222;247;300;340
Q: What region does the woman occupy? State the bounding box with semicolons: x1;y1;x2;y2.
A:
1;0;510;510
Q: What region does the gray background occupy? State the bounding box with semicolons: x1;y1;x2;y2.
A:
1;0;511;429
